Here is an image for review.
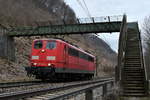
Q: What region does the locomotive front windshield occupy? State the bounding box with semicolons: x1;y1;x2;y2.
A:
46;41;56;49
34;41;43;49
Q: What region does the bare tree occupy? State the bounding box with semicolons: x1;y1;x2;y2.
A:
143;16;150;79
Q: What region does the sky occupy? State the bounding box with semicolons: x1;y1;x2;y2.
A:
64;0;150;52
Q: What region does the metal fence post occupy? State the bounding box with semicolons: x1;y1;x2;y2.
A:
85;89;93;100
102;84;107;97
111;81;114;87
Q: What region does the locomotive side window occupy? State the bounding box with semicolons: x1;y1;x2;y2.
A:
79;52;87;60
88;56;94;62
68;47;94;62
79;51;94;62
34;41;43;49
68;48;79;57
46;41;56;49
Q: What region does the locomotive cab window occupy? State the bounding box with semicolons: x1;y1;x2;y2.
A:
46;41;56;49
34;41;43;49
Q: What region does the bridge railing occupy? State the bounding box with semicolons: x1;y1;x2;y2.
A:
138;26;149;94
117;15;127;83
77;15;123;23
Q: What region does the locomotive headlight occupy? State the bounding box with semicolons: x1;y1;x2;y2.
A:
41;49;45;53
32;56;39;60
33;63;37;66
47;56;56;60
48;63;51;66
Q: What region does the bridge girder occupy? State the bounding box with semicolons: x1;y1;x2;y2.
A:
8;22;122;37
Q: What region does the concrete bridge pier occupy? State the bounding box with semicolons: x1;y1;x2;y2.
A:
0;27;15;61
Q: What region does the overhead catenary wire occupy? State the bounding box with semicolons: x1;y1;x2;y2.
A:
81;0;92;19
65;0;117;51
76;0;92;18
95;34;111;47
76;0;111;47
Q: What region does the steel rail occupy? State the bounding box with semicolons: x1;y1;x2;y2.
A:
0;80;43;88
0;78;114;100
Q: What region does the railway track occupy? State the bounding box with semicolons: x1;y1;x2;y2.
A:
0;77;114;100
27;79;114;100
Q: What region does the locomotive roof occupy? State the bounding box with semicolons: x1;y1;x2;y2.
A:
33;39;95;58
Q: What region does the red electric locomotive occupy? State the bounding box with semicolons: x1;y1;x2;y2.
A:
25;39;96;80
